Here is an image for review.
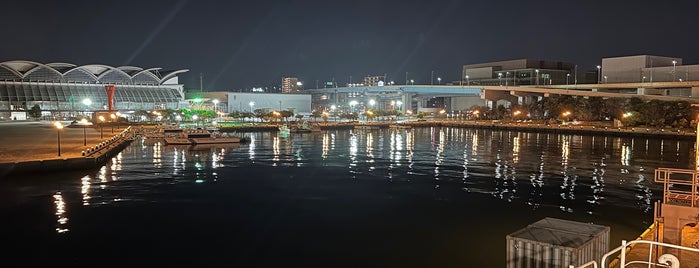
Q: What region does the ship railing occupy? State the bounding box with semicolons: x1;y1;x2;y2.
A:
573;239;699;268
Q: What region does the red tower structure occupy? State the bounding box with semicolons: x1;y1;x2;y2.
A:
104;85;116;110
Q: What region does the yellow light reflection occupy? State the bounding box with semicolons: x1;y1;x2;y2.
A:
152;142;162;168
322;133;329;159
512;136;520;164
248;135;256;161
81;175;91;206
53;192;69;233
273;136;280;165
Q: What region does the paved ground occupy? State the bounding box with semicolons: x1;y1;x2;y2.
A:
0;120;121;163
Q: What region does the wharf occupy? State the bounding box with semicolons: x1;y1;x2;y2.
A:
0;121;134;178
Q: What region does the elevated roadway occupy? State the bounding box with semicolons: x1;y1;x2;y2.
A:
307;82;699;103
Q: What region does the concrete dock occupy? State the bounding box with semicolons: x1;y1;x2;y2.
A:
0;121;133;177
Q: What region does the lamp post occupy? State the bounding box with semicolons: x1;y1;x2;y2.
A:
604;76;608;84
505;72;509;86
410;79;414;85
212;99;219;118
535;69;540;85
642;76;647;83
80;118;88;146
110;114;116;133
369;99;375;110
672;60;677;81
465;75;470;86
566;73;570;85
98;115;105;139
54;122;63;156
437;77;441;85
193;115;199;127
249;101;254;113
596;65;601;84
498;73;503;86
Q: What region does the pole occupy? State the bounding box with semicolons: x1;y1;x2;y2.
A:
57;128;61;156
100;125;103;139
405;72;408;85
200;73;203;92
431;71;434;85
83;126;86;146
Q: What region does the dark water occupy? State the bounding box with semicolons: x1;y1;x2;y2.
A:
0;127;694;267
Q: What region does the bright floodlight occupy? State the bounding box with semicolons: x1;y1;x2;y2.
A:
192;115;198;120
369;99;376;106
212;99;219;104
54;121;63;129
349;100;358;106
396;100;402;106
330;105;336;110
82;98;92;106
249;101;255;106
296;81;303;86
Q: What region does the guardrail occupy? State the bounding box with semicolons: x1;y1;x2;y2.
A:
574;239;696;268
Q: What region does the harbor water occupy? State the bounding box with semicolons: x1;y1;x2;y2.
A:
0;127;693;267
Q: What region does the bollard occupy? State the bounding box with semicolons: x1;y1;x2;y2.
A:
82;150;85;156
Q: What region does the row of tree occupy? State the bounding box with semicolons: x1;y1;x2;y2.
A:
471;96;699;128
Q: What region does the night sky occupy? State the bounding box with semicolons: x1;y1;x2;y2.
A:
2;0;698;91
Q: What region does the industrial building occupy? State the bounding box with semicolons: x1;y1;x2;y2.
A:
186;91;312;115
462;59;580;86
600;55;698;83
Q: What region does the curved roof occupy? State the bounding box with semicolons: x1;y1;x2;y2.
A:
0;60;188;85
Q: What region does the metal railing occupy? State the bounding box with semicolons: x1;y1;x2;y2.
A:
573;239;699;268
654;168;699;207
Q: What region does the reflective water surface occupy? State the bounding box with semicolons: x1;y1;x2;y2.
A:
0;127;694;267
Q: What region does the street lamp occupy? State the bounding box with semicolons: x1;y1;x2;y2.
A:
566;73;570;85
54;122;63;156
80;118;88;146
396;100;402;110
437;77;441;85
465;75;470;86
410;79;414;85
249;101;255;113
369;99;375;109
596;65;601;84
535;69;540;85
98;115;105;139
604;76;608;84
642;76;647;83
193;115;199;127
672;60;677;81
505;72;509;86
498;73;503;86
212;99;219;116
110;113;116;133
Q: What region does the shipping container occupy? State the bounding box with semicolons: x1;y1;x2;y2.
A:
506;217;610;268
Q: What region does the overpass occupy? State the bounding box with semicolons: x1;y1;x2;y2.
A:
306;82;699;113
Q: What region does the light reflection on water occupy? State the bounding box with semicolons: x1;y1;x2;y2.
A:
1;127;696;266
62;128;696;216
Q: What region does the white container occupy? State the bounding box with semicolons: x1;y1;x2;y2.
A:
506;217;610;268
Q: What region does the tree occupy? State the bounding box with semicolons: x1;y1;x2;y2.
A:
311;110;322;122
28;104;41;120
